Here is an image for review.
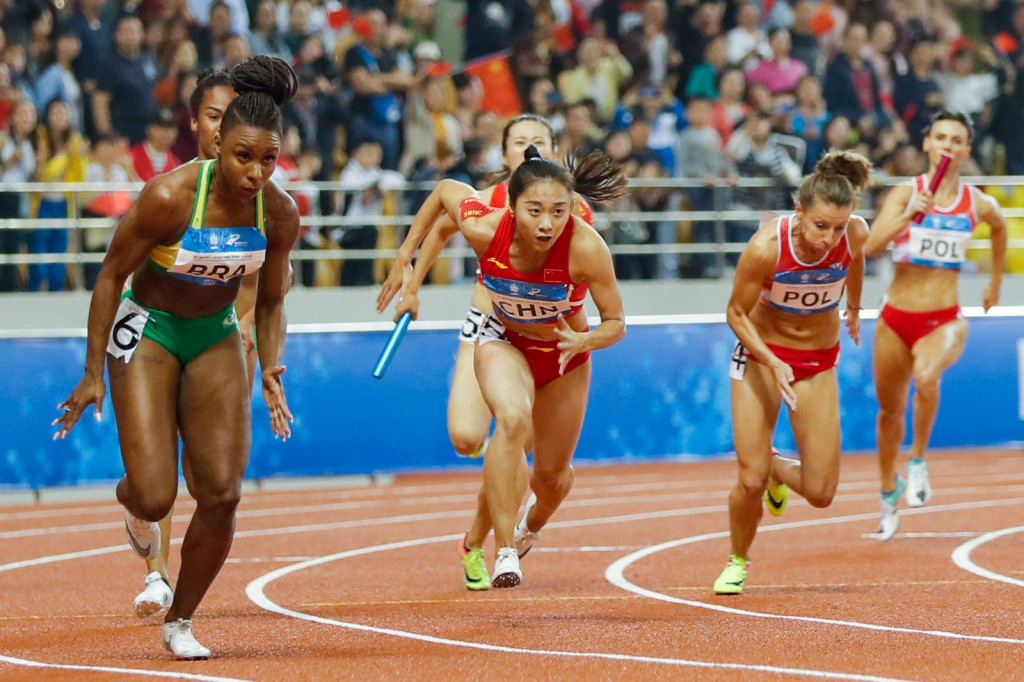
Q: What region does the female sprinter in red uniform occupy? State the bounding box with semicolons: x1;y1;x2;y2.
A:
54;56;299;658
389;145;626;588
714;150;872;595
864;111;1006;541
377;114;592;460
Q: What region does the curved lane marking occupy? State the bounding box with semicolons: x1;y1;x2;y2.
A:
951;525;1024;588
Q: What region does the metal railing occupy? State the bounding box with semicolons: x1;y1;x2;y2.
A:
0;175;1018;287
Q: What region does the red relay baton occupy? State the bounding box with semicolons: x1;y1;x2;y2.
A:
912;153;953;223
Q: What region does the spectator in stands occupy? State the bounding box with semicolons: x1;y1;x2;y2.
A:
727;0;771;70
26;3;55;85
789;0;822;76
558;99;603;157
685;35;728;101
677;96;737;279
249;0;293;63
710;66;750;145
292;144;324;288
726;110;802;263
28;98;87;292
93;14;157;145
130;108;181;181
282;68;344;191
557;36;632;124
400;73;462;175
612;81;683;174
191;1;235;70
619;0;680;88
452;72;483;140
403;0;439;52
747;27;808;96
292;34;340;94
152;39;199;108
169;70;199;161
222;33;250;69
187;0;249;38
463;0;535;62
935;41;1004;143
823;114;853;152
867;19;905;109
344;9;418;171
893;38;943;147
334;138;403;286
782;73;830;172
671;0;724;93
525;77;565;133
67;0;112;137
0;99;36;292
34;29;83;132
282;0;313;57
4;41;36;104
823;23;885;131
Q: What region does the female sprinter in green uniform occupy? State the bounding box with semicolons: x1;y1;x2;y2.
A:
54;56;299;659
131;67;238;619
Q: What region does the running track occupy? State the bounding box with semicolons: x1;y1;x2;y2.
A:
1;449;1022;681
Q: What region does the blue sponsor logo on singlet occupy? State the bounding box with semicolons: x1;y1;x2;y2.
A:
769;268;848;314
483;274;573;323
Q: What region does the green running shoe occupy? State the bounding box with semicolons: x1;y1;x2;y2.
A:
713;555;749;595
459;536;491;591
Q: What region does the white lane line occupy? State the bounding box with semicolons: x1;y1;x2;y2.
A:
951;526;1024;588
605;500;1024;645
0;653;252;681
860;532;984;539
244;535;913;682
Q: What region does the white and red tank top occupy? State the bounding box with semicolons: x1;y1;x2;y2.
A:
464;198;584;324
892;175;979;270
759;213;853;315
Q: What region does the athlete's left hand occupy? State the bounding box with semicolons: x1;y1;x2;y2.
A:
376;261;413;313
262;366;293;440
982;280;1000;312
553;316;586;375
844;307;861;345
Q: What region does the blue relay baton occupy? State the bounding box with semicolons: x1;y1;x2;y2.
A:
372;311;412;379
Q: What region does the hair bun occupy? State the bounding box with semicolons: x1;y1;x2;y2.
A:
524;144;543;162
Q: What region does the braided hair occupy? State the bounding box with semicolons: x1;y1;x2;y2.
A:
220;56;298;136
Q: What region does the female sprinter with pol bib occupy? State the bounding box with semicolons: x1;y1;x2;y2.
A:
864;111;1006;541
53;55;299;659
390;145;627;588
377;114;593;461
714;150;872;595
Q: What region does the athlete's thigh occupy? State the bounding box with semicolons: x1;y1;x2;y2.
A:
107;336;181;494
731;360;781;475
448;342;491;431
789;370;841;478
177;334;250;490
474;340;535;420
531;359;591;476
912;317;967;378
873;321;913;409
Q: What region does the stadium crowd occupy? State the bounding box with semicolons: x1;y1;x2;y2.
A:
0;0;1019;291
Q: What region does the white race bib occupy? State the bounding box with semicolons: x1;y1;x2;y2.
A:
107;297;150;362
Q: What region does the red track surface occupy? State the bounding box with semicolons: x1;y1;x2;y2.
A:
1;449;1022;681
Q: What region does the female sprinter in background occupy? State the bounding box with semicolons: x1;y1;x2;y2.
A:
54;56;299;659
387;145;626;589
715;150;871;595
864;111;1006;541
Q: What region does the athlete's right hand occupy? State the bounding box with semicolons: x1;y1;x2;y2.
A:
53;374;106;440
376;260;412;313
770;362;797;412
395;289;419;321
907;188;934;222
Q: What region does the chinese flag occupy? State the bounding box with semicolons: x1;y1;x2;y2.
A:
464;53;522;118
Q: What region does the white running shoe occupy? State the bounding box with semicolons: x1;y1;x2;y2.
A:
124;510;160;560
491;547;522;588
134;572;173;618
877;474;907;542
905;458;932;507
162;618;211;660
514;493;541;558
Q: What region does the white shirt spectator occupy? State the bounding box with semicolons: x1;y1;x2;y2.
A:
188;0;250;36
